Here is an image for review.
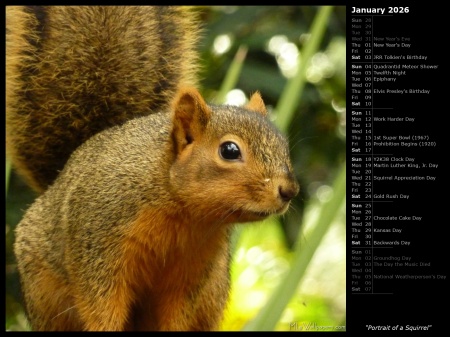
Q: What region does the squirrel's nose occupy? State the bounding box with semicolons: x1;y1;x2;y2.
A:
278;183;299;202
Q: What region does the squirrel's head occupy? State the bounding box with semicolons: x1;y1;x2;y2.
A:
169;87;299;224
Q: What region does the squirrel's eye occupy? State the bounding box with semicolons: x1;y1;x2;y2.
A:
219;141;241;161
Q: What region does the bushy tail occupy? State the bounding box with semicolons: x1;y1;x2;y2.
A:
6;6;200;192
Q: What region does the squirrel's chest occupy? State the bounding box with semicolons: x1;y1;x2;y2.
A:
122;209;232;330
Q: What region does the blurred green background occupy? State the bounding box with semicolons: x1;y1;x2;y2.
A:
5;6;346;331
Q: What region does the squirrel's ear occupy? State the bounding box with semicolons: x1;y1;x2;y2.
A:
171;87;211;152
245;91;267;116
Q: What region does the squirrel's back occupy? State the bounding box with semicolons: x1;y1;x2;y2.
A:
6;6;200;192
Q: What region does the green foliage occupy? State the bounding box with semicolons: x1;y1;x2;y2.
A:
275;6;334;133
215;45;249;103
6;158;11;196
242;164;345;331
199;5;346;331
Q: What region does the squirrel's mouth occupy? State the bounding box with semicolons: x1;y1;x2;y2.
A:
223;203;291;223
250;211;273;219
243;203;290;220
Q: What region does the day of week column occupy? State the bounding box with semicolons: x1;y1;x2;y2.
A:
349;13;374;294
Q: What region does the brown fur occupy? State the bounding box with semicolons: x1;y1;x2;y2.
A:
10;6;299;332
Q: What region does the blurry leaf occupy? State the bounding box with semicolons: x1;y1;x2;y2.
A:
6;158;11;197
239;61;287;100
275;6;334;133
215;45;248;103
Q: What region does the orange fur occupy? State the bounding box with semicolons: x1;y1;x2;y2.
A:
122;207;230;330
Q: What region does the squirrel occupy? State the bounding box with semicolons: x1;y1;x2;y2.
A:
7;6;300;331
